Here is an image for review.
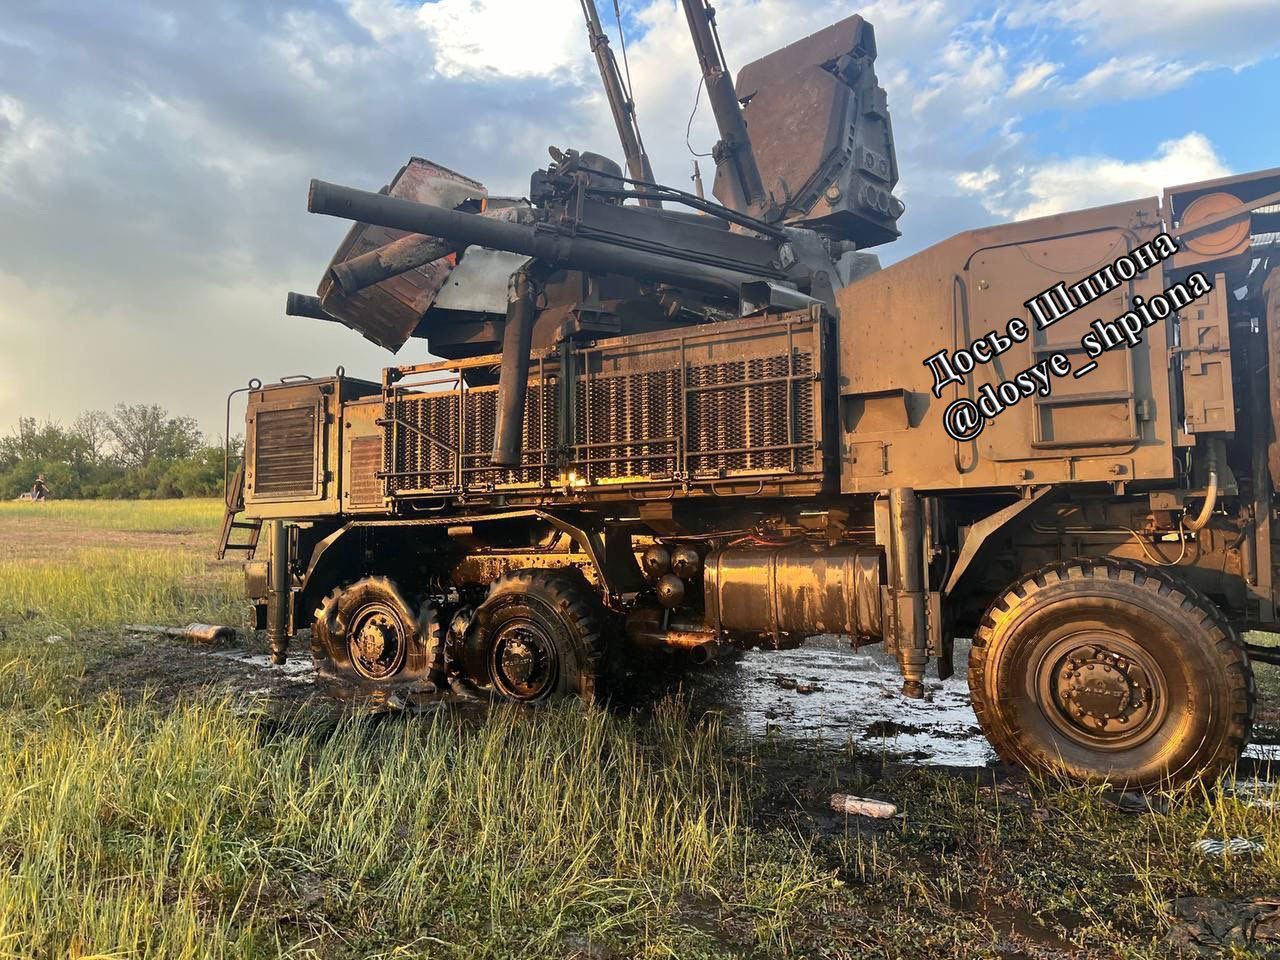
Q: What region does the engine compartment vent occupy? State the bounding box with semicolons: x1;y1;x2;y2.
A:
251;403;320;499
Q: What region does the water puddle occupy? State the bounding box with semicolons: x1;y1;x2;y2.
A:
207;649;317;682
683;636;997;767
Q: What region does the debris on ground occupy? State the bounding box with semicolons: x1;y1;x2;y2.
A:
1194;837;1265;857
126;623;236;644
1227;779;1280;809
1165;897;1280;956
1104;790;1171;814
830;794;897;818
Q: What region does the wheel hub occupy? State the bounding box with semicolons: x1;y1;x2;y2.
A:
1060;650;1151;722
1044;640;1163;747
491;621;557;700
347;605;406;680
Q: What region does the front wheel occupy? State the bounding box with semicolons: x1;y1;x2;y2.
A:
968;558;1254;789
312;577;439;689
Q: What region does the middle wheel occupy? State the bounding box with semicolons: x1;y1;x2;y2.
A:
465;569;602;703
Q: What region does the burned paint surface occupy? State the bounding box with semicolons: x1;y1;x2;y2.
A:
317;158;485;351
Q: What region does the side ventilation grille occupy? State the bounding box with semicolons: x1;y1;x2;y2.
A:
347;436;384;507
253;405;319;497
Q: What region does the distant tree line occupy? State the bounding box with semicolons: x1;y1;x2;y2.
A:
1;404;242;500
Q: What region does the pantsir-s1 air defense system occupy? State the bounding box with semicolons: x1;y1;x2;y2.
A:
221;1;1280;788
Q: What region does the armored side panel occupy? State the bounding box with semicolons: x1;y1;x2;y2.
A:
735;15;901;246
341;397;389;514
1267;267;1280;491
1178;273;1236;438
837;198;1176;493
318;158;485;351
243;377;380;519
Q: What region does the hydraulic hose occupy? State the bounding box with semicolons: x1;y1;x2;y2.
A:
1183;443;1219;532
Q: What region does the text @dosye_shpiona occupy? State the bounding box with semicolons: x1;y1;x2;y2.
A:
922;232;1213;442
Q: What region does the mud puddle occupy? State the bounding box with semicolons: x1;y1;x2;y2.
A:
680;636;996;767
194;634;993;773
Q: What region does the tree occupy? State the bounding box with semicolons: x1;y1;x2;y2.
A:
1;404;223;500
71;410;113;467
0;418;88;467
104;404;204;468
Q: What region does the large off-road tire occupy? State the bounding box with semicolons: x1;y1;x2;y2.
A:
464;569;602;703
968;558;1254;789
312;577;439;688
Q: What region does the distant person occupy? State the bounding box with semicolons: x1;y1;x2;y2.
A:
31;475;49;501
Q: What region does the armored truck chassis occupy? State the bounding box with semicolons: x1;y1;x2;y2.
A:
221;6;1280;788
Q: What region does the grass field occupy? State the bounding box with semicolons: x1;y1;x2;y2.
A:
0;501;1278;958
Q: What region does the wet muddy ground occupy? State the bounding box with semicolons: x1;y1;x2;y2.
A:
91;627;1279;771
93;630;991;761
17;509;1280;957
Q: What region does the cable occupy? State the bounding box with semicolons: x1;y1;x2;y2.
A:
1124;524;1188;567
612;0;635;102
685;76;712;158
611;0;650;160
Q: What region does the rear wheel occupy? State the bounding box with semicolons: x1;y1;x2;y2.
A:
968;558;1254;789
464;569;602;703
312;577;439;689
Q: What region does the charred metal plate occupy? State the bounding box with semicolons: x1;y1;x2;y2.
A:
318;158;486;352
735;15;900;246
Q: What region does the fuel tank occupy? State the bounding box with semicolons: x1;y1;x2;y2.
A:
703;543;882;641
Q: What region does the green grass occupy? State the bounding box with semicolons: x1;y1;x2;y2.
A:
0;547;241;630
0;497;224;533
0;501;1277;958
0;694;824;959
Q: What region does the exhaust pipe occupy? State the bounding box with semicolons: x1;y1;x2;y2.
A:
491;266;540;468
625;608;727;662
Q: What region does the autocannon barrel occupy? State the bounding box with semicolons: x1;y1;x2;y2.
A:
285;292;339;323
307;179;765;296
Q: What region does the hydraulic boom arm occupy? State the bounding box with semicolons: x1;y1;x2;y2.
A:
580;0;660;207
680;0;766;218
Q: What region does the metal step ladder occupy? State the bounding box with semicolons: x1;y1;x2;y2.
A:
217;462;261;560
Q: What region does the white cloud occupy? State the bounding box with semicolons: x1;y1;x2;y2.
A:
1008;59;1059;98
413;0;589;80
955;166;999;192
1001;132;1230;221
1020;0;1280;66
1063;55;1206;103
1003;0;1280;106
0;95;90;192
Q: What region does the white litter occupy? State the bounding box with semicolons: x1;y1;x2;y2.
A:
830;794;898;818
1195;837;1265;857
1228;781;1280;809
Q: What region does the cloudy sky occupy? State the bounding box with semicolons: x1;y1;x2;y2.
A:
1;0;1278;437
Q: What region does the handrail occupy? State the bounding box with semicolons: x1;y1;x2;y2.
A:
224;378;261;510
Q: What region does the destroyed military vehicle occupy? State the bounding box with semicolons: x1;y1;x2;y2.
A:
219;1;1280;788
